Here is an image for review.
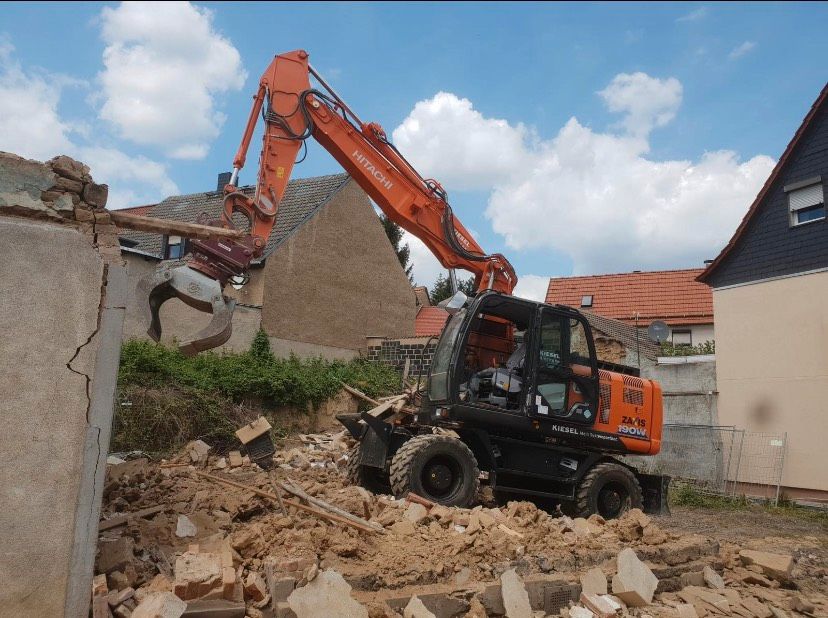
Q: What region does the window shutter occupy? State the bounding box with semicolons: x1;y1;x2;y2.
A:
789;183;824;211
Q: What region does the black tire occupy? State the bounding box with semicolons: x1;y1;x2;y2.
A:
573;461;643;519
389;434;480;507
345;444;391;495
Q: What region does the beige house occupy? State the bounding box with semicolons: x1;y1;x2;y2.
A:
120;173;416;358
699;82;828;499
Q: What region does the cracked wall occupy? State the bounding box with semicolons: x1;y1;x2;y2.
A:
0;152;125;617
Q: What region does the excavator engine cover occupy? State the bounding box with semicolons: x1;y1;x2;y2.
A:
138;262;236;356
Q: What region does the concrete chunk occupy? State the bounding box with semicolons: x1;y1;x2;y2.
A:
244;572;267;602
569;608;595;618
500;568;532;618
97;537;135;574
580;568;608;595
287;569;368;618
132;592;186;618
611;548;658;607
738;550;793;581
404;595;437;618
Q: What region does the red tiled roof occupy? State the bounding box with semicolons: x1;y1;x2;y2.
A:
545;268;713;326
116;203;155;216
415;306;450;336
699;81;828;283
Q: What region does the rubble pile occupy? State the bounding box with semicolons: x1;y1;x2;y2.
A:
94;432;827;618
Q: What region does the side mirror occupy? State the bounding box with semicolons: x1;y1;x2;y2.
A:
440;290;468;314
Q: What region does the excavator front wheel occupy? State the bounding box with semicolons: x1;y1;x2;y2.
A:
389;434;479;507
345;444;391;495
569;461;643;519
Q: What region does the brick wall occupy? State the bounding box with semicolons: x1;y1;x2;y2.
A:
367;336;438;380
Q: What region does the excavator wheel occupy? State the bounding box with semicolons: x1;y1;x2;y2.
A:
390;434;480;507
571;461;643;519
345;444;391;495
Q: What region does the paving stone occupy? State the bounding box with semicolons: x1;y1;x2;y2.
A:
404;503;429;525
132;592;187;618
501;568;532;618
287;569;368;618
404;595;437;618
580;568;608;595
738;550;793;581
176;515;198;538
703;566;725;590
611;548;658;607
579;593;616;618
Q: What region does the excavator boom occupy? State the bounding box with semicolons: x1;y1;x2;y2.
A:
143;50;516;354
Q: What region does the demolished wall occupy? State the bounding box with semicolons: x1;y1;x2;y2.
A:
0;152;126;616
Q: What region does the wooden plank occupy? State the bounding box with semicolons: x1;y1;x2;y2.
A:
193;471;382;534
109;210;245;241
340;383;381;407
98;505;166;531
278;481;385;533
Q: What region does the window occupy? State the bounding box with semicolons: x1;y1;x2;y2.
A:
672;329;692;346
580;295;593;307
787;181;825;227
164;235;184;260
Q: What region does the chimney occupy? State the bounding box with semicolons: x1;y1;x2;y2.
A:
217;171;232;192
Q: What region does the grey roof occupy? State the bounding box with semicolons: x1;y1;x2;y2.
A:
581;310;661;361
120;173;351;263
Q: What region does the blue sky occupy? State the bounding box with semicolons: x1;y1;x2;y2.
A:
2;2;827;299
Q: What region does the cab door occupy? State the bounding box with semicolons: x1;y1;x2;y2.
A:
529;308;599;424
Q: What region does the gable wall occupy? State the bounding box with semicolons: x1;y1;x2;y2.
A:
261;180;416;352
707;104;828;288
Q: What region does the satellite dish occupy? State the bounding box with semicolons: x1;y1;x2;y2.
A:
647;320;670;343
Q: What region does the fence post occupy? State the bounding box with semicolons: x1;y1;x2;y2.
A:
774;432;788;507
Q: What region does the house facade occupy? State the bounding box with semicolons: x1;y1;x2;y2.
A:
120;173;417;359
699;83;828;499
546;269;714;347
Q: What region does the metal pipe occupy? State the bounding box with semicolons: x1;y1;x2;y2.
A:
449;268;458;294
308;64;365;127
229;166;240;187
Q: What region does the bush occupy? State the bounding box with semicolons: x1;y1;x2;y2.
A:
114;338;402;454
118;338;401;407
660;340;715;357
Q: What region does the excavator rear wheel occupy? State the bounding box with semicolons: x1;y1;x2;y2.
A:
390;434;480;507
345;444;391;495
572;461;642;519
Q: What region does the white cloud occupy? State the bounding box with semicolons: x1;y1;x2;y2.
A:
393;74;775;276
598;73;682;137
728;41;757;61
676;6;708;22
0;41;177;209
402;230;451;291
392;92;534;191
0;41;74;160
513;275;550;302
98;1;246;159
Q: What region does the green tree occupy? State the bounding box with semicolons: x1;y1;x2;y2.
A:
430;272;476;304
380;214;413;282
249;328;274;362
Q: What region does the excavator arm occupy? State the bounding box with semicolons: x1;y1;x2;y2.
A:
143;49;516;354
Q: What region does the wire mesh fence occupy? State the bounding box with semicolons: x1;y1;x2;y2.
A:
629;424;787;505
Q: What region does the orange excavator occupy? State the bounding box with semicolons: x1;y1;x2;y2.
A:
142;50;668;517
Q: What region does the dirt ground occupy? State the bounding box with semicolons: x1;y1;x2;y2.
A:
96;430;828;616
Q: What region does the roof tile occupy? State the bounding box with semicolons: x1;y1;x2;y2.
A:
119;173;350;262
546;268;712;326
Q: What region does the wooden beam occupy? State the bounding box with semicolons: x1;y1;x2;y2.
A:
109;210;245;241
192;470;383;534
99;504;167;531
340;383;381;408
